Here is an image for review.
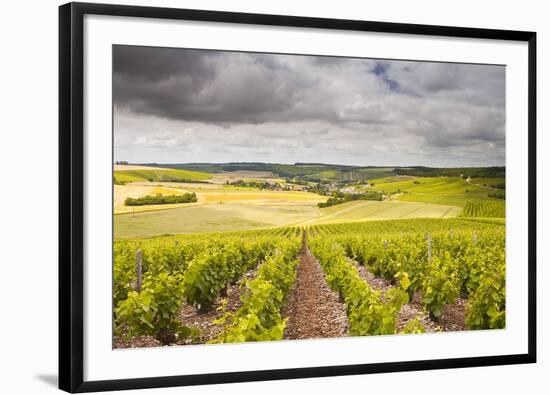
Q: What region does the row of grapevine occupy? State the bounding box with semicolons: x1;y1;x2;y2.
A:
315;217;504;235
114;228;299;344
182;237;276;311
212;237;301;343
114;217;506;346
309;238;415;335
462;200;506;218
114;237;208;305
114;228;290;304
309;218;505;329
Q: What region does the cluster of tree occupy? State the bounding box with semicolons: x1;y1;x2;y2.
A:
125;193;197;206
488;191;506;200
318;191;383;208
306;182;334;195
228;179;281;190
115;160;129;165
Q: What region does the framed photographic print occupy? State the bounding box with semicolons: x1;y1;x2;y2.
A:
59;2;537;393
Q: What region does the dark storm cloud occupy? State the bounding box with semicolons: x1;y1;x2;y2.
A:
113;45;505;166
114;46;318;124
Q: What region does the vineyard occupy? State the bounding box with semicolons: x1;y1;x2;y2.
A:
462;200;506;218
308;219;505;332
113;218;505;347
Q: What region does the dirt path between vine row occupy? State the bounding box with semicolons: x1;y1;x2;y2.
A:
283;241;349;340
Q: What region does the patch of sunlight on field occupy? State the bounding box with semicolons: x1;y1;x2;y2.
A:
114;203;319;238
131;181;259;192
367;176;501;207
200;191;326;204
114;182;327;215
149;186;186;195
306;200;462;225
114;167;212;183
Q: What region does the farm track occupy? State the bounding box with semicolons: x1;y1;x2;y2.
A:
283;240;349;340
286;205;323;227
439;206;456;218
466;178;499;191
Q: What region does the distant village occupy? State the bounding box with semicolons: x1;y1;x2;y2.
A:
228;177;372;195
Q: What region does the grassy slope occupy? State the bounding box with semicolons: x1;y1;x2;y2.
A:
368;176;502;207
115;183;325;215
114;203;319;238
306;200;461;225
115;198;463;237
113;172;505;237
114;168;213;183
198;191;326;204
468;177;505;188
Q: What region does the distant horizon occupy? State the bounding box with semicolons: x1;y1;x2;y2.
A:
115;161;505;169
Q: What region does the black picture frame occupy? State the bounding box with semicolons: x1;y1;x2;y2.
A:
59;2;537;393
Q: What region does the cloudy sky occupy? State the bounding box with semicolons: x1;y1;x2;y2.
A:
113;45;505;167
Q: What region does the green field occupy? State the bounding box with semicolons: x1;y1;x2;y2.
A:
368;176;503;207
462;200;506;218
114;203;319;238
113;166;505;238
114;168;213;184
305;200;461;225
468;177;506;188
113;216;506;347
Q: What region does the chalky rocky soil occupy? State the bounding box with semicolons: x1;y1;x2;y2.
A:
282;240;349;340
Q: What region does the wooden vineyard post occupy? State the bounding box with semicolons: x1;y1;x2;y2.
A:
384;239;388;249
136;249;143;292
427;233;432;263
473;232;478;244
